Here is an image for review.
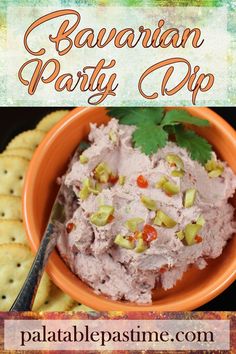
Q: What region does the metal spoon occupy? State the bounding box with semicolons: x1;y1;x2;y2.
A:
10;144;86;311
10;193;66;311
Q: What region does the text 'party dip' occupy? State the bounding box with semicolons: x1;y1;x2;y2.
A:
57;117;236;303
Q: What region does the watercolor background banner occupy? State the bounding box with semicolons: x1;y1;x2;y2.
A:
0;311;235;353
0;1;235;106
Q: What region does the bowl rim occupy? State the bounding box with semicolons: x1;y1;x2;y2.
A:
23;106;236;311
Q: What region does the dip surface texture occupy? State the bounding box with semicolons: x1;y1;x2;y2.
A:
57;119;236;303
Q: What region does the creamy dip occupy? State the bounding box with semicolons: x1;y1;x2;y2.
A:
57;119;236;303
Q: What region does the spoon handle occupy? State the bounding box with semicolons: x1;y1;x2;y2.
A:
10;223;55;312
10;146;82;312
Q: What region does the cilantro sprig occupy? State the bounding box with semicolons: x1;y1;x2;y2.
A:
106;107;212;164
133;124;168;155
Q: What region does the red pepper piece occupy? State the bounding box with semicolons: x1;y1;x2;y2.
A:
142;224;158;242
160;267;167;273
137;175;148;188
66;222;74;234
108;215;115;223
195;235;203;243
165;191;173;197
109;175;119;184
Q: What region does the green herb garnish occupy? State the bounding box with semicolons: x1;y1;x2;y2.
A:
174;126;212;164
133;123;168;155
107;107;164;124
161;110;210;127
107;107;212;164
78;140;90;152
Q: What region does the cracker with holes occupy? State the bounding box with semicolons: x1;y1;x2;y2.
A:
36;110;69;132
0;195;22;220
2;148;34;160
0;243;51;311
7;130;45;151
0;156;29;196
37;283;75;312
0;220;28;245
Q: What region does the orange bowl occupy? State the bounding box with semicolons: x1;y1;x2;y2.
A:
23;107;236;311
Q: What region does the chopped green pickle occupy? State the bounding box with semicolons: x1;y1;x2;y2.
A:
136;232;143;239
79;155;89;164
184;223;202;246
141;195;157;210
109;130;118;143
155;176;168;189
88;184;100;195
125;217;144;232
90;205;114;226
114;234;135;249
171;169;184;177
196;215;205;226
208;168;223;178
94;162;112;183
154;210;177;228
79;178;90;200
205;159;217;171
153;215;162;226
162;181;180;196
90;212;110;226
79;188;90;201
79;178;100;200
184;188;197;208
135;238;148;253
99;205;114;214
166;154;184;169
156;176;180;195
205;159;224;178
95;182;102;192
83;178;90;187
118;175;126;185
176;230;185;240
